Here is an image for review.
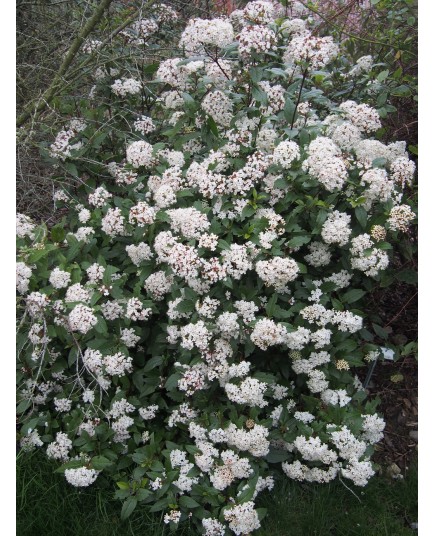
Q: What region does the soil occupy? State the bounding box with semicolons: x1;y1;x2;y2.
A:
362;276;418;473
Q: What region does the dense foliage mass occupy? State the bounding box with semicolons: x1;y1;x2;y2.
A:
16;1;417;534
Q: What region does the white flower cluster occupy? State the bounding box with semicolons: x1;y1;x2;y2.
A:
273;141;300;168
256;257;299;292
221;244;256;280
226;423;270;457
129;201;157;226
234;300;259;324
340;100;381;133
238;25;277;57
167;207;210;239
390;156;416;188
121;328;140;347
126;140;154;168
170;449;199;493
285;327;311;350
88;186;112;207
303;137;348;191
210;450;253;490
26;291;50;318
49;126;84;160
284;33;339;69
153;3;178;24
164;510;181;524
347;55;373;77
101;207;126;237
321;211;352;246
17;213;36;239
126;297;153;320
223;501;261;536
64;467;99;487
49;268;71;289
216;312;240;340
144;271;172;301
101;300;123;321
362;413;386;444
107;162;138;186
156;58;189;89
202;518;226;536
256;127;278;152
132;18;158;39
179;18;234;55
195;297;219;318
139;404;159;420
17;262;32;294
226;152;272;197
321;389;352;407
202;91;233;127
86;263;105;284
324;270;352;289
133;115;156;135
350;234;389;276
293;435;337;464
65;283;91;303
300;304;363;333
126;242;153;266
68;304;97;334
225;377;268;408
54;398;72;412
179;320;211;351
360;168;395;208
46;432;72;461
305;242;331;267
251;319;287;350
20;429;43;451
244;0;275;24
282;460;338;484
178;363;208;395
329;121;362;151
281;17;307;36
258;81;286;115
387;204;416;232
292;349;330;377
111;78;142;97
82;39;102;54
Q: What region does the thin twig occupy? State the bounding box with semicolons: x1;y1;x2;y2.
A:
384;291;417;328
338;474;362;503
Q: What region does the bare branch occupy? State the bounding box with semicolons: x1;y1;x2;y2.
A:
17;0;113;128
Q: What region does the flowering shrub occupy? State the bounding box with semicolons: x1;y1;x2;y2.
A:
17;1;417;534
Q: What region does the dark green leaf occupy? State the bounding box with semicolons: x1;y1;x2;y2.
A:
355;206;368;229
143;356;164;372
372;323;389;340
91;456;114;470
286;235;311;248
51;224;66;242
266;294;278;317
54;459;85;473
179;496;200;508
342;289;366;304
265;448;290;463
121;497;137;520
396;269;417;285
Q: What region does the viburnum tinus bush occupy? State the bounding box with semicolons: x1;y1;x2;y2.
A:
17;1;417;534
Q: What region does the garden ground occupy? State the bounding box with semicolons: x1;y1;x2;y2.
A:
17;449;417;536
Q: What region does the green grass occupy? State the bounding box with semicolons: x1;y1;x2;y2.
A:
17;451;417;536
256;466;417;536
